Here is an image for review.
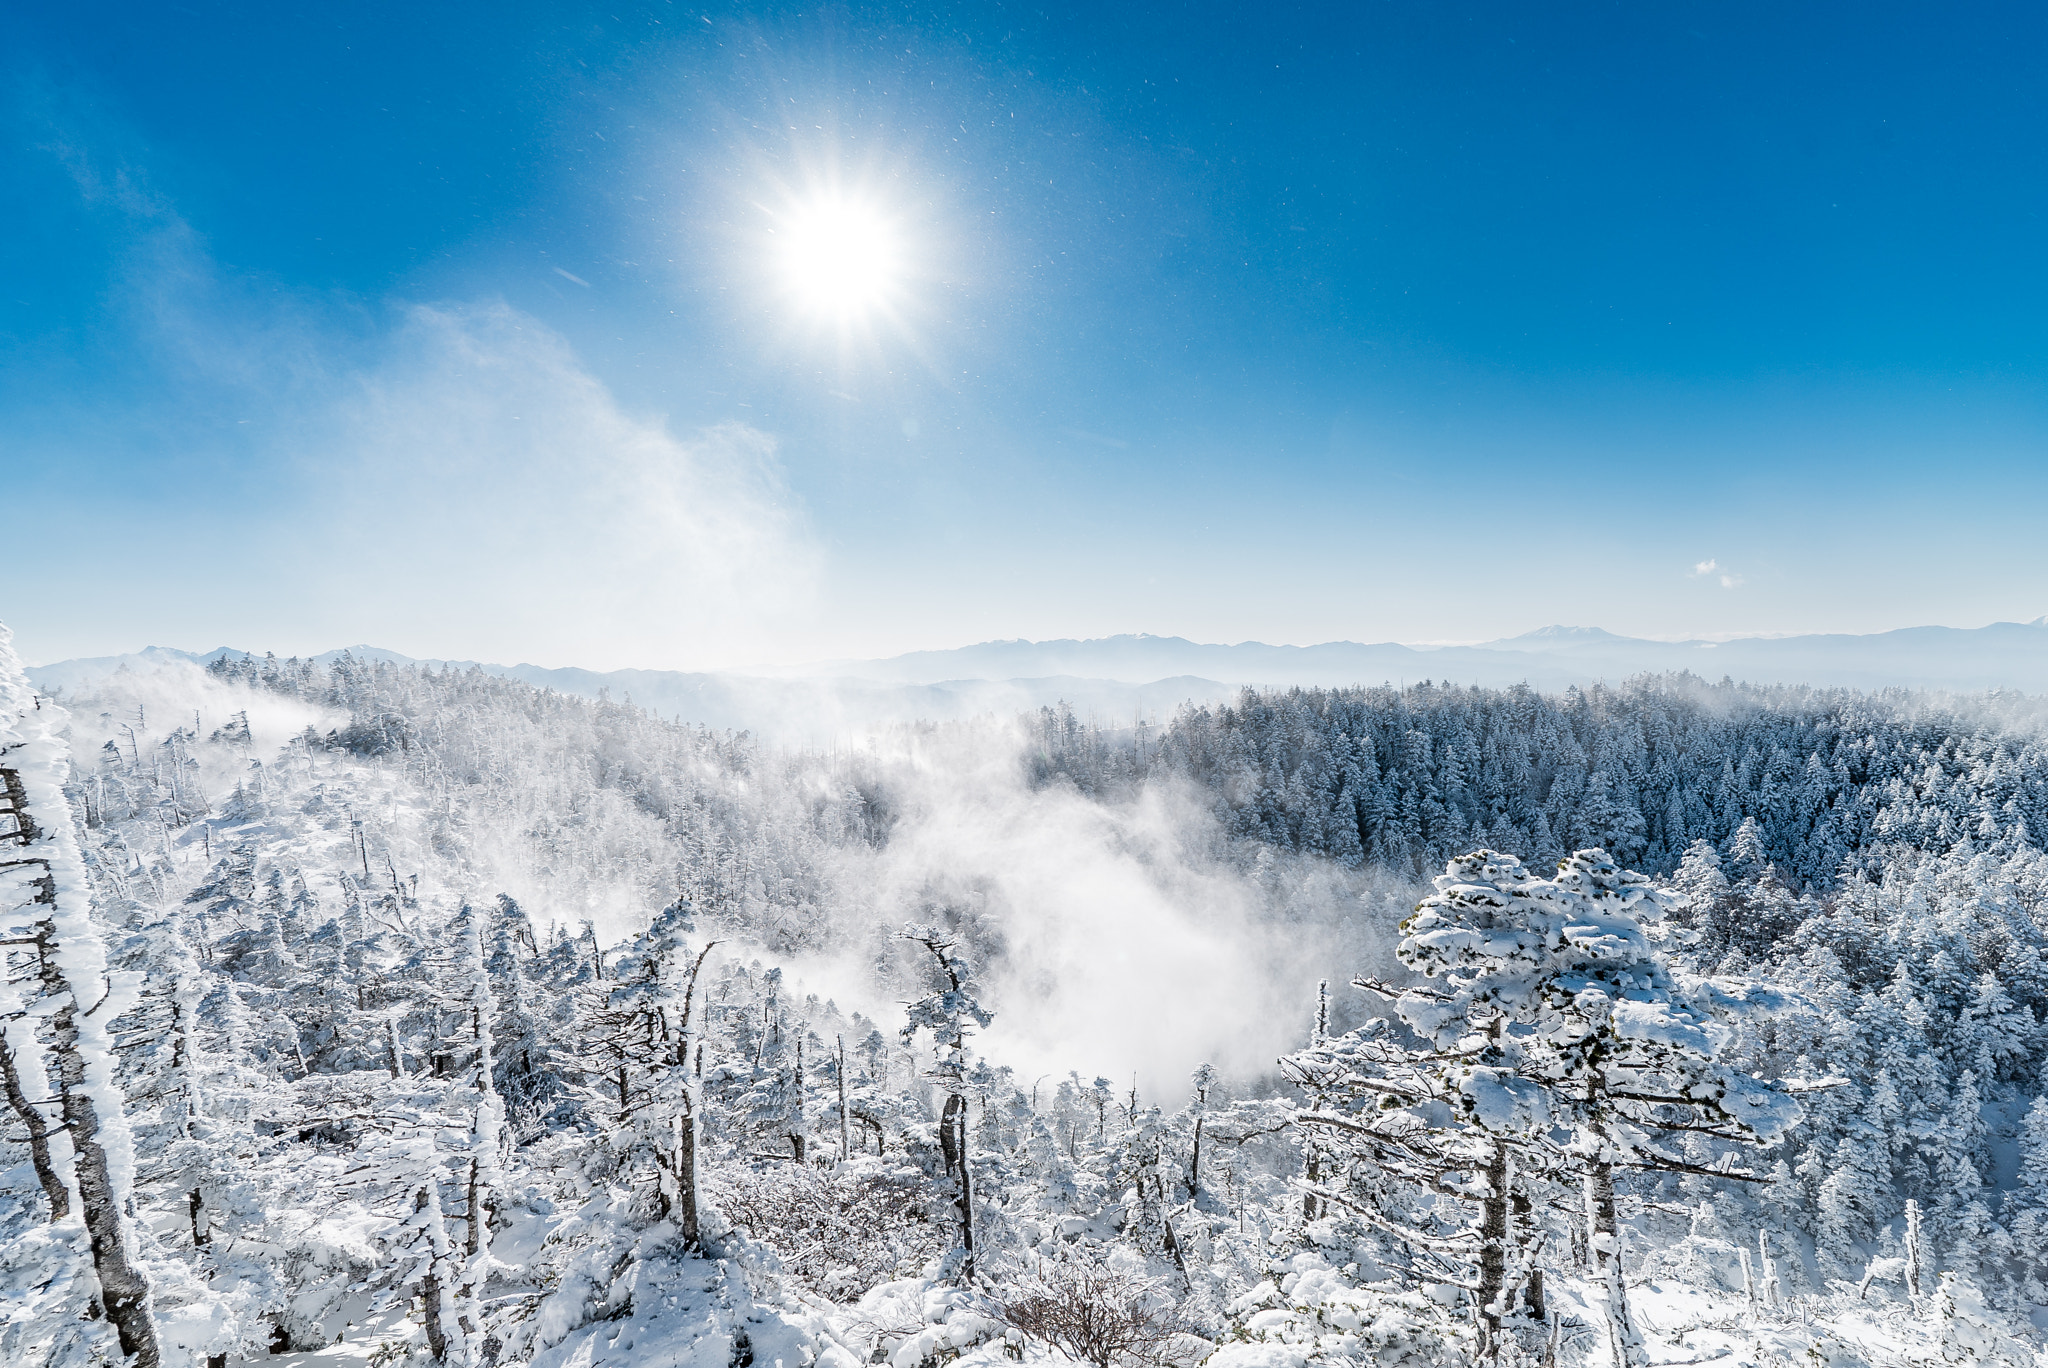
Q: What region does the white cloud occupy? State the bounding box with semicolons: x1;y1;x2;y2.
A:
1691;557;1744;589
294;302;823;669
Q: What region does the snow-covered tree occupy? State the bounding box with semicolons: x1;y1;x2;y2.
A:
0;628;163;1367
900;923;994;1279
1362;847;1802;1365
604;896;718;1244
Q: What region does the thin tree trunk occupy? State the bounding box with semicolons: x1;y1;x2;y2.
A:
676;1112;700;1245
415;1183;466;1363
465;915;503;1273
954;1094;976;1279
789;1036;806;1161
0;1029;69;1220
837;1034;850;1161
1477;1140;1510;1361
465;1158;483;1258
940;1092;964;1178
1903;1200;1924;1311
418;1188;449;1362
675;941;715;1248
1586;1160;1616;1256
1586;1161;1642;1368
170;981;200;1138
1513;1175;1545;1322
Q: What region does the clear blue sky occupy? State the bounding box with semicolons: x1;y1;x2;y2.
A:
7;2;2047;669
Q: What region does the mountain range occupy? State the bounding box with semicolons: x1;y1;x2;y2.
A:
25;617;2048;741
792;619;2048;692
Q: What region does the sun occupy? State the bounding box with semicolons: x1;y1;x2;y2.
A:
773;195;902;321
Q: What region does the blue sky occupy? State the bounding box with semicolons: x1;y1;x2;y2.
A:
7;1;2047;669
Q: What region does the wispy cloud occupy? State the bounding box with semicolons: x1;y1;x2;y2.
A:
25;111;822;670
1690;557;1744;589
316;301;822;668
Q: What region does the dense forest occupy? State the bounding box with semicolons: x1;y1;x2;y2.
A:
1031;677;2048;890
8;638;2048;1368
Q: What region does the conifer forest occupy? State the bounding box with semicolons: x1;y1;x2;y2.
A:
10;628;2048;1368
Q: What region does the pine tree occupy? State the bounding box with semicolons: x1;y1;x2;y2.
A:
1957;973;2032;1084
1670;838;1731;951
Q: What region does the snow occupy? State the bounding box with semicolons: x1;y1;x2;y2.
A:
514;1240;860;1368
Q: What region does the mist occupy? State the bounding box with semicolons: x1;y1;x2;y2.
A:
55;660;346;797
44;656;1413;1099
833;719;1414;1095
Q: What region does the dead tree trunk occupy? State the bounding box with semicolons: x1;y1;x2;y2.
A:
465;1157;483;1258
940;1092;963;1176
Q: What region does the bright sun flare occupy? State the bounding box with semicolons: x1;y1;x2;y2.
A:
776;196;900;319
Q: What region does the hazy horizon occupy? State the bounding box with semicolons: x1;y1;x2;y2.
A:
22;611;2048;677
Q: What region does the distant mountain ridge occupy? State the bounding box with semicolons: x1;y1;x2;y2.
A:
828;619;2048;691
1465;618;2048;691
24;617;2048;740
1488;625;1639;647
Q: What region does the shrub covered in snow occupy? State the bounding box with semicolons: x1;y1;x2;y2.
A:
709;1158;947;1299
